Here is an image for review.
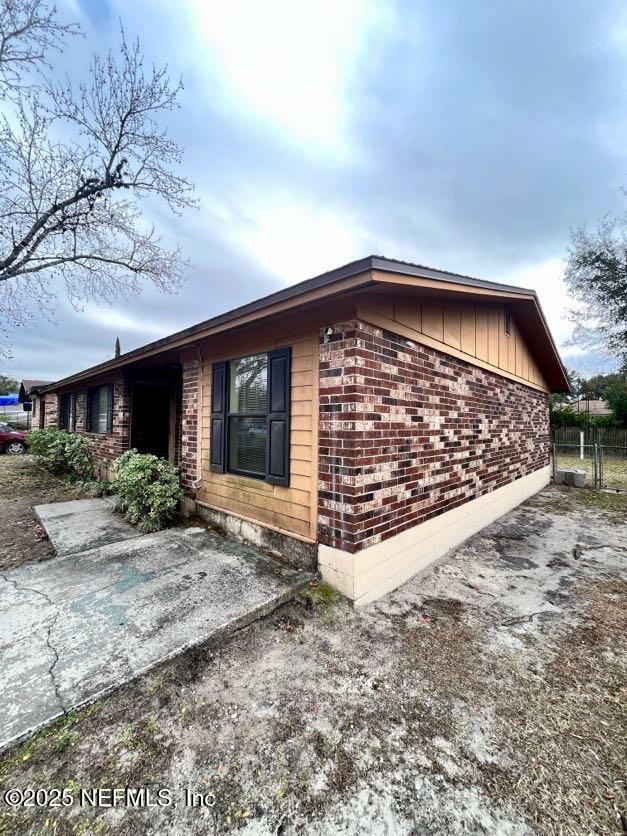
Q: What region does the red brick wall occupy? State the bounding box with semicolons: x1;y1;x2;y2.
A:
46;373;195;492
65;380;131;478
318;320;550;554
179;360;199;496
42;393;58;428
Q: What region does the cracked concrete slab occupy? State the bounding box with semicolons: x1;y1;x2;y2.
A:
34;497;141;555
0;526;310;750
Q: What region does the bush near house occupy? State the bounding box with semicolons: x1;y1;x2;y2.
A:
113;450;182;533
26;428;94;481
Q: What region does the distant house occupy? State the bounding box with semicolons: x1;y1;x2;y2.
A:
571;398;612;417
34;256;569;605
18;380;51;428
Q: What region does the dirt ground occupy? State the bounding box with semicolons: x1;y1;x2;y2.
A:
0;454;85;572
0;458;626;835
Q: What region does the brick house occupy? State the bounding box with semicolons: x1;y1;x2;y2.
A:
35;256;569;604
17;380;51;427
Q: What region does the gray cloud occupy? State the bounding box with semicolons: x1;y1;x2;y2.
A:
4;0;626;381
337;0;627;271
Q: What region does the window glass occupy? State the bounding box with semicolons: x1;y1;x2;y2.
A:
229;354;267;413
96;387;109;433
228;416;266;477
60;394;74;430
227;353;268;478
89;386;110;433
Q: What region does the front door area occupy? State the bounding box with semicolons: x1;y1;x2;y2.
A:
130;381;174;460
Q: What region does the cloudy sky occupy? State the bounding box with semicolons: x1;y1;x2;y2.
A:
3;0;627;383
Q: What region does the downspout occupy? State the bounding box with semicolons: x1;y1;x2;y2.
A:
192;345;204;491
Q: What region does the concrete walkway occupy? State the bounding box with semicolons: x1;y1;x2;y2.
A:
0;504;310;751
35;497;141;555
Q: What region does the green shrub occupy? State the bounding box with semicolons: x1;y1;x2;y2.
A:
549;406;589;428
26;428;94;481
64;436;95;480
80;479;113;497
27;427;65;471
589;414;619;428
549;406;621;429
113;450;182;533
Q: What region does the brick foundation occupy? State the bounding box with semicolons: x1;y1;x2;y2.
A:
318;320;550;554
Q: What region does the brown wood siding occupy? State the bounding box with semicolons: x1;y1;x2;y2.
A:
358;293;550;392
198;329;318;540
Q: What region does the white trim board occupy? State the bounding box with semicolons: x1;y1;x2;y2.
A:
318;465;551;607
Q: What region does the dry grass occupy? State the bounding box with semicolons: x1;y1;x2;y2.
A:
0;466;625;834
0;454;84;571
491;579;627;835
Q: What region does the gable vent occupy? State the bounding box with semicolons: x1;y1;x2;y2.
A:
504;308;512;337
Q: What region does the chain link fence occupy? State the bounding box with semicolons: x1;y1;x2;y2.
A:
599;445;627;491
552;443;597;487
552;441;627;491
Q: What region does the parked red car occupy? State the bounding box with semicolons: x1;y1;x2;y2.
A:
0;422;27;454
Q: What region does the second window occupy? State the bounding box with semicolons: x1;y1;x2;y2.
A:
227;353;268;478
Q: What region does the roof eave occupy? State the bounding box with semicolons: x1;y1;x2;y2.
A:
40;254;570;394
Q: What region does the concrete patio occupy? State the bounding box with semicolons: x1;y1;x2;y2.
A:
0;500;310;751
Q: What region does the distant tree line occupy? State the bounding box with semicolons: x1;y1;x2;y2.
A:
550;367;627;428
0;373;18;394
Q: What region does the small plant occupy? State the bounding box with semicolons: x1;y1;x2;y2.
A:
26;428;94;481
79;479;113;497
113;450;182;533
298;580;340;614
55;729;72;752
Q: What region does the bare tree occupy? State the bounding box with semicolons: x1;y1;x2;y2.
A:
0;0;78;96
0;6;195;327
565;216;627;365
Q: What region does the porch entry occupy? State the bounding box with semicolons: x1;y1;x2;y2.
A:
130;373;180;463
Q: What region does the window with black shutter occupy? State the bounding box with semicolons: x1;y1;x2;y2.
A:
87;384;113;434
210;348;291;485
209;362;227;472
266;347;291;486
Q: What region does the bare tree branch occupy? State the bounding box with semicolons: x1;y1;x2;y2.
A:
0;0;79;97
565;216;627;364
0;22;197;327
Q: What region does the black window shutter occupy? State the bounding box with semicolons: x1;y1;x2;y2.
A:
87;388;94;432
210;362;227;472
106;384;114;434
266;347;291;486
